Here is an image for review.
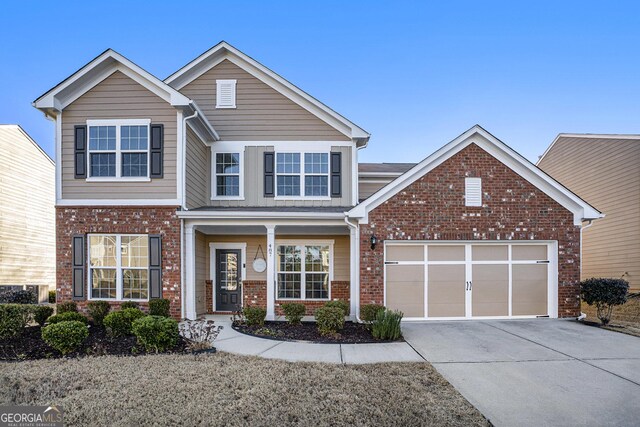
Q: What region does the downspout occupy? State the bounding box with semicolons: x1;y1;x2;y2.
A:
577;219;595;320
344;216;362;322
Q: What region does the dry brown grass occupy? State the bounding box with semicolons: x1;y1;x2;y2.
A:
0;352;488;427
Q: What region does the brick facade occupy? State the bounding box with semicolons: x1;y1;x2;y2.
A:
56;206;182;318
359;143;581;318
275;281;350;316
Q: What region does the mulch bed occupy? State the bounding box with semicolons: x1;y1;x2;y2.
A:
0;324;187;361
232;321;402;344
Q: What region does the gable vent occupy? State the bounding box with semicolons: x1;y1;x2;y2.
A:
216;79;237;108
465;177;482;207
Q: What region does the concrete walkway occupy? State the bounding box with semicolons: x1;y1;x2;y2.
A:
403;319;640;427
209;316;423;364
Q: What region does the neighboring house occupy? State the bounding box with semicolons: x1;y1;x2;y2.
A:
358;163;414;202
0;125;55;301
33;42;601;320
538;134;640;292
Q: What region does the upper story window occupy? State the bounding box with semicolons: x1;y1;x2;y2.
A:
212;151;244;199
87;119;150;181
465;177;482;207
216;79;237;108
276;152;329;198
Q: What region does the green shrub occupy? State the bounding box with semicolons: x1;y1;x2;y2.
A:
103;308;145;337
315;306;345;335
131;315;179;352
581;278;630;325
41;321;88;355
371;309;403;340
0;289;37;304
325;300;350;316
281;303;306;325
48;290;56;304
148;298;170;317
0;304;32;339
33;306;54;327
87;301;111;326
47;311;88;325
360;304;385;323
243;306;267;326
56;301;78;314
120;301;140;310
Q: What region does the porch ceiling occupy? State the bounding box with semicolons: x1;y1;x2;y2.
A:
195;225;350;235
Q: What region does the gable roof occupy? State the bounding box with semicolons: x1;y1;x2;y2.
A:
359;163;416;175
537;133;640;165
348;125;603;226
165;41;370;145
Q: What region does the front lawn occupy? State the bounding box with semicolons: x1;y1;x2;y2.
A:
0;353;489;426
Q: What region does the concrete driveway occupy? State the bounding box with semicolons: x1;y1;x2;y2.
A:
403;319;640;427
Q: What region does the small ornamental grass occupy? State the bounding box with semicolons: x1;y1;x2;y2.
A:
148;298;171;317
47;311;88;325
243;306;267;326
103;308;146;337
87;301;111;326
581;278;630;325
41;321;89;355
371;309;403;340
325;300;349;317
33;306;54;327
131;315;179;353
360;304;385;324
314;306;345;336
0;304;32;339
281;303;305;325
0;289;37;304
56;301;78;314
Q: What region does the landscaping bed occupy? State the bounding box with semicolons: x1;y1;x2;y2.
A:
233;320;402;344
0;324;187;361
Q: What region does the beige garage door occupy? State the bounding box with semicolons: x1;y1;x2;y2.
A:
384;242;552;319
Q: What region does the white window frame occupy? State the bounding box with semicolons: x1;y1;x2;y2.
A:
211;149;245;200
465;177;482;207
216;79;237;109
274;151;331;200
87;233;150;302
86;119;151;182
276;239;334;301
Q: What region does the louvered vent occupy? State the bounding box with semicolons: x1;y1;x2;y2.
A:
465;177;482;207
216;79;237;108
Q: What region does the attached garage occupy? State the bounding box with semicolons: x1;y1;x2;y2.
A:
384;242;557;319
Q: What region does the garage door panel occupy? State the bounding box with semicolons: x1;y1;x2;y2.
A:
428;245;465;262
472;245;508;261
428;264;465;317
513;264;548;316
472;264;509;316
386;265;424;317
386;245;424;262
513;245;547;261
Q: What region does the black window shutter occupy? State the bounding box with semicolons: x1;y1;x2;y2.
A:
149;235;162;299
264;151;275;197
71;235;86;300
330;152;342;197
150;124;164;178
74;126;87;178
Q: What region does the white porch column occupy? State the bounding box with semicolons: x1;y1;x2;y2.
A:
349;224;359;320
184;224;197;320
265;225;276;320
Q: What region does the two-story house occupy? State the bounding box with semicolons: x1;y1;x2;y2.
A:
34;42;601;321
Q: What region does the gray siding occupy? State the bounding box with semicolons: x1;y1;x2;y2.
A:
538;137;640;291
185;126;209;208
180;60;350;141
61;71;178;200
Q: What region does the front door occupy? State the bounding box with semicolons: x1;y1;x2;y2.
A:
216;249;241;311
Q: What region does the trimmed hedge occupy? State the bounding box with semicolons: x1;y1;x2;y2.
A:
325;300;349;317
148;299;171;317
315;306;345;335
0;289;37;304
361;304;385;323
281;303;306;325
581;278;629;325
103;308;146;337
33;306;54;327
0;304;32;339
120;301;140;310
48;290;56;304
132;315;179;352
87;301;111;326
41;321;89;355
47;311;88;325
244;306;267;326
56;301;78;314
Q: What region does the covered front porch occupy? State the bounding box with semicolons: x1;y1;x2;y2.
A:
181;216;358;320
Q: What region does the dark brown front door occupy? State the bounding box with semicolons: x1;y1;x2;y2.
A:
216;249;241;311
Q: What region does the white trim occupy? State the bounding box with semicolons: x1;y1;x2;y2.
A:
164;42;370;142
209;242;247;312
215;79;237;109
274;239;334;301
185;225;197;319
55;112;62;201
86;177;151;183
211;149;245;200
177;109;185;208
349;125;602;225
56;198;181;206
266;225;276;320
210;140;353;150
177;210;345;219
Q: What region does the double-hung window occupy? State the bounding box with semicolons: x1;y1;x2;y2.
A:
87;119;150;180
276;152;329;198
277;242;332;300
212;151;243;199
89;234;149;301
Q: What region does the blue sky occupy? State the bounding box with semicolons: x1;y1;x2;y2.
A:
1;1;639;163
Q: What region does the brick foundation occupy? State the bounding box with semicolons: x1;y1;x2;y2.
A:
275;281;350;316
56;206;182;318
359;143;581;318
